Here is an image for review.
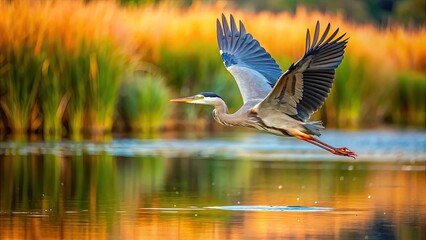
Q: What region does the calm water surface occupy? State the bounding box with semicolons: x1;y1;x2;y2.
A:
0;130;425;239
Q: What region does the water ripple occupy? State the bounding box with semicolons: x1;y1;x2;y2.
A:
205;205;332;212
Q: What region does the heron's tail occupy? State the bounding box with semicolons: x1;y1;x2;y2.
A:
304;121;325;136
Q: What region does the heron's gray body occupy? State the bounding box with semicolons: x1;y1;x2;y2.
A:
211;96;322;137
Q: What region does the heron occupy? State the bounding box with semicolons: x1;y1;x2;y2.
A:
171;14;357;158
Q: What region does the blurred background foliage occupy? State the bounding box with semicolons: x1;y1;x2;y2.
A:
0;0;424;137
119;0;425;26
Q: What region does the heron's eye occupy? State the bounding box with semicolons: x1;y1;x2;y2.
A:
195;95;204;100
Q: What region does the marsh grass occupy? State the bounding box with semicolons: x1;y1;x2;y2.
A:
117;73;170;133
0;44;44;134
0;1;424;135
327;57;369;128
85;40;127;134
40;46;67;137
62;42;91;137
393;72;426;126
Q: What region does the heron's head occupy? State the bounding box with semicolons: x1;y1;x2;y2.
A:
170;92;224;106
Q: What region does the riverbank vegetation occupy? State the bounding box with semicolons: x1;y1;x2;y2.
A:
0;1;424;136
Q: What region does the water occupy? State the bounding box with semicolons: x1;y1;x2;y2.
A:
0;130;425;239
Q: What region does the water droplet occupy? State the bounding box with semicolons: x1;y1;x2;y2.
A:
314;201;317;204
383;212;386;215
297;197;300;201
348;165;354;171
340;176;344;181
175;191;179;195
61;182;64;186
194;214;198;217
174;205;176;207
368;195;371;199
278;185;282;189
237;201;240;205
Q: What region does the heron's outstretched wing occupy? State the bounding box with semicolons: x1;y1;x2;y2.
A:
217;14;283;103
257;22;348;122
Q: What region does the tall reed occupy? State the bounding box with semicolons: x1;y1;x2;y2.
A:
62;42;90;136
117;73;170;133
85;40;127;134
392;71;425;126
0;44;44;133
39;45;67;137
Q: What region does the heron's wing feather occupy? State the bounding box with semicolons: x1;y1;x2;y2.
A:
217;14;283;103
258;22;348;121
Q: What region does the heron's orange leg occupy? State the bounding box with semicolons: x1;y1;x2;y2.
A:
294;132;357;159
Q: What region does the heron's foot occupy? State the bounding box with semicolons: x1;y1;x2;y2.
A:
332;147;357;159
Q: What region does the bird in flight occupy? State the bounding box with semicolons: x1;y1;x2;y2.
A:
171;14;357;158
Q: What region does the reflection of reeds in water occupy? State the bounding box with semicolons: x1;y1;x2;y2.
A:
0;151;424;239
0;1;424;135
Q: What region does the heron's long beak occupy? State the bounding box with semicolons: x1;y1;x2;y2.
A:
170;96;195;103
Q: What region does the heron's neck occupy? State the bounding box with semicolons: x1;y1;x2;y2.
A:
211;99;232;126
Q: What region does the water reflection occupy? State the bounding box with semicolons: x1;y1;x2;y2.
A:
0;132;425;239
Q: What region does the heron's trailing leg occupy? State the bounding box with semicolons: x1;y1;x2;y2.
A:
294;132;357;159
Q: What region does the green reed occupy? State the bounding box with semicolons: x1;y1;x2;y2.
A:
117;73;170;133
85;41;127;134
39;44;67;137
327;56;367;128
61;42;91;137
55;40;128;136
0;44;44;134
392;71;426;126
